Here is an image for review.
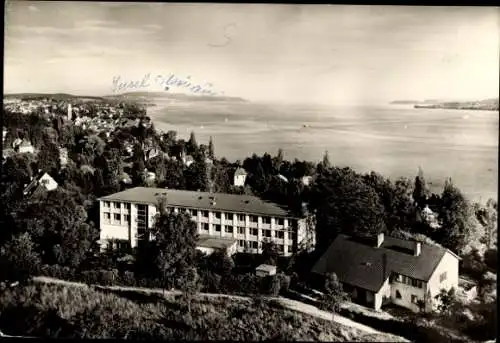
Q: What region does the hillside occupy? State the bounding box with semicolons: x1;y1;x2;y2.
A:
0;282;406;342
4;93;105;101
105;91;248;103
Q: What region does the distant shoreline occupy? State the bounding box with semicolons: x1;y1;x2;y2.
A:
414;104;499;111
390;98;499;111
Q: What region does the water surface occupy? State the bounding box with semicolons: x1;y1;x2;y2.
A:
148;100;498;202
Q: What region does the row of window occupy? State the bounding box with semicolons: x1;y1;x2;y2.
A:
237;240;293;253
200;223;296;240
394;291;422;305
393;273;424;289
103;201;123;209
103;212;130;223
102;212;296;241
103;202;291;226
186;209;285;225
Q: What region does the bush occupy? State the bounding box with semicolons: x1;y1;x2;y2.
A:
0;282;401;341
460;249;487;281
121;271;136;287
81;270;99;285
200;271;222;293
277;273;291;294
98;269;118;286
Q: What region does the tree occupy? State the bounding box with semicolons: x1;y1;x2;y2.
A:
2;154;36;186
208;136;215;159
210;163;231;193
178;266;201;314
186;131;198;155
461;248;487;281
310;167;387;250
322;150;331;169
261;240;280;266
273;148;284;174
37;139;60;174
484;248;497;271
268;274;282;296
131;144;146;186
0;232;41;282
434;287;459;316
362;173;421;234
10;187;96;268
437;178;476;254
150;200;198;292
319;272;348;316
475;199;497;249
184;160;209;192
81;134;105;157
160;160;186;190
413;167;430;208
206;248;235;277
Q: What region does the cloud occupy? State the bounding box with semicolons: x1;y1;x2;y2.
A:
9;21;160;38
144;24;162;30
77;19;119;27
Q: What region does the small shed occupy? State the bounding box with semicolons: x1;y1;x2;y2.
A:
255;264;277;277
301;176;313;186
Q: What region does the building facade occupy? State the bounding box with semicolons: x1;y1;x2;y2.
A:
98;187;316;257
233;168;247;186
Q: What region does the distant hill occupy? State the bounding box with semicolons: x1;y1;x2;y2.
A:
390;100;420;105
105;91;248;103
414;98;499;111
390;99;452;105
4;93;105;101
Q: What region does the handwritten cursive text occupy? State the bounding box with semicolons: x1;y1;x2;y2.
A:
111;73;219;96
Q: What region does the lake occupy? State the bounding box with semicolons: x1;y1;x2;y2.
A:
147;99;498;203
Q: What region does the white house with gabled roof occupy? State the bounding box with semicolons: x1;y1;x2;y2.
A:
312;233;460;313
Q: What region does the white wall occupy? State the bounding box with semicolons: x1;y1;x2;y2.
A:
39;173;58;191
99;201;131;249
427;251;460;311
19;145;34;154
390;278;427;312
234;174;246;186
375;277;391;310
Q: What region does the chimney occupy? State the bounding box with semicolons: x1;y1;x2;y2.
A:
376;232;384;248
414;241;422;256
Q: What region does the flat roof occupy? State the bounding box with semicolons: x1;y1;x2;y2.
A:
197;235;237;250
256;264;277;272
99;187;299;218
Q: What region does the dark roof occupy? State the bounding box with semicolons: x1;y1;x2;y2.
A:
311;234;451;292
197;235;237;250
234;167;247;176
98;187;298;218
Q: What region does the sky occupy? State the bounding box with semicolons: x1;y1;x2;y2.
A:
4;2;500;105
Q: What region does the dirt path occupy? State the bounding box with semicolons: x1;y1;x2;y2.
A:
32;276;407;341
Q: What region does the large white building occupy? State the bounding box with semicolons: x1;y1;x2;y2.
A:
98;187;316;256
